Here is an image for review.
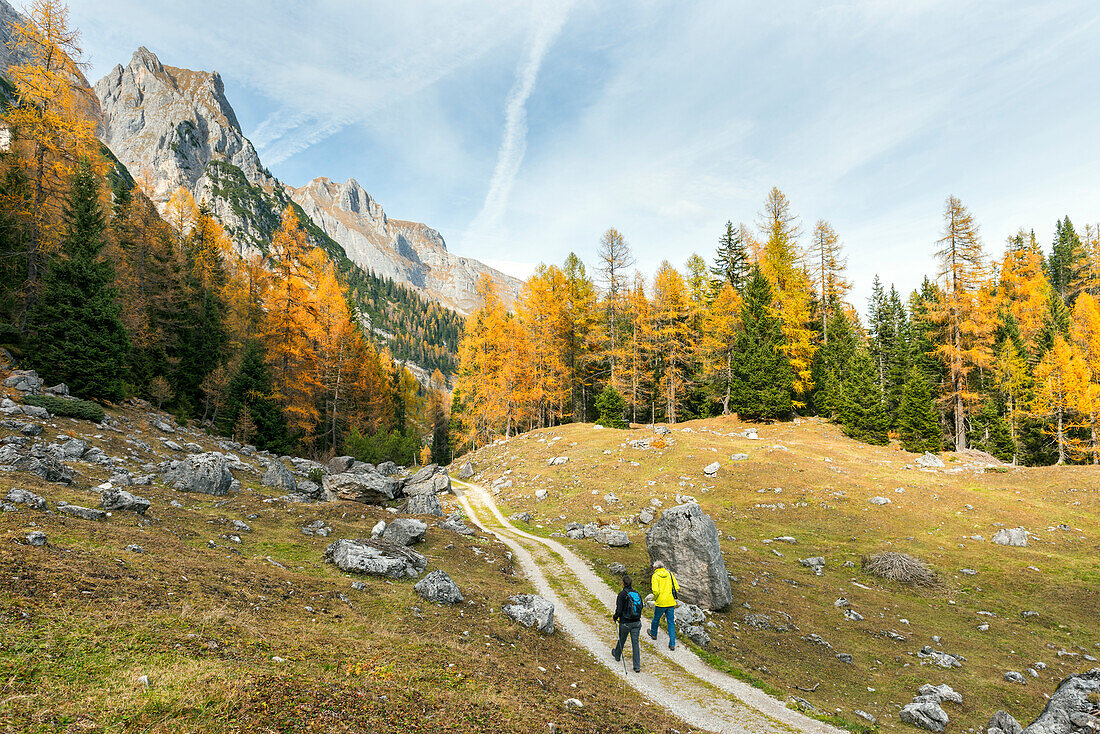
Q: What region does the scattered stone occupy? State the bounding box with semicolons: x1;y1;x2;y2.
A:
987;711;1023;734
916;452;945;468
564;698;583;711
960;568;977;576
301;519;332;537
414;569;463;604
510;512;532;523
646;502;732;610
382;518;428;546
350;581;366;591
836;653;853;664
855;710;877;725
870;496;892;506
25;530;47;546
774;536;797;544
5;487;46;510
595;527;630;547
101;488;150;515
534;488;548;500
1005;671;1027;684
919;684;962;704
440;513;475;536
901;701;950;732
799;557;825;575
636;507;654;524
703;461;720;477
58;503;106;521
993;528;1029;547
231;519;251;532
457;460;475;480
125;544;145;553
844;609;864;622
2;370;43;393
166;453;233;496
323;538;426;579
369;520;386;538
730;453;749;461
502;594;555;633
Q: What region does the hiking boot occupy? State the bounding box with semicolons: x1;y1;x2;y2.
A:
668;643;676;651
634;667;641;673
611;647;621;662
647;630;657;641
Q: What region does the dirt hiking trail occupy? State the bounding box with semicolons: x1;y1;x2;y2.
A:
454;479;846;734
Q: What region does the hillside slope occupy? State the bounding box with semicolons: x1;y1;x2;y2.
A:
0;391;685;733
456;416;1100;732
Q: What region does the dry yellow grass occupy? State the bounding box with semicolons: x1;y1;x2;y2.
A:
0;400;684;734
461;415;1100;732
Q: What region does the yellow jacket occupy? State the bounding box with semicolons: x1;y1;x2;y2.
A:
651;568;679;607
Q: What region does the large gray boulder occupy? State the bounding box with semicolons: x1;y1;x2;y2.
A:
323;538;426;578
404;492;443;517
901;701;950;732
916;452;945;468
645;502;732;610
2;370;43;394
502;594;555;633
595;527;630;547
323;471;402;503
166;453;233;496
1021;669;1100;734
261;460;297;493
457;460;474;480
381;518;427;546
414;569;464;604
100;488;150;515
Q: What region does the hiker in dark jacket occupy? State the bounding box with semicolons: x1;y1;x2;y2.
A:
612;574;643;672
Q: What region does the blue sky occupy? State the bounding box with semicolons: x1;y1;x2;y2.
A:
69;0;1100;308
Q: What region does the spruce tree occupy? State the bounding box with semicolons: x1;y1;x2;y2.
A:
897;368;943;453
595;384;628;428
839;347;889;445
712;220;748;293
28;158;129;401
969;399;1016;462
1047;217;1084;302
810;305;856;418
729;266;793;420
220;341;289;453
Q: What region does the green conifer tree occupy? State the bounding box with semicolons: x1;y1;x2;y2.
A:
220;341;289;453
595;384;628;428
712;220;748;293
810;304;856;418
839;347;889;445
28;159;129;401
729;266;793;420
897;368;943;453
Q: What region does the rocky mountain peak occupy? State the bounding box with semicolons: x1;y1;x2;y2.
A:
129;45;164;75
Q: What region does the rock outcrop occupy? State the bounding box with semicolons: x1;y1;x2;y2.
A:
323;538;426;579
414;570;464;604
289;177;520;314
645;502;732;610
323;471;402;503
502;594;555;633
1021;669;1100;734
166;453;233;496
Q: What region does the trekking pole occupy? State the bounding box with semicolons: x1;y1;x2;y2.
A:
614;620;627;675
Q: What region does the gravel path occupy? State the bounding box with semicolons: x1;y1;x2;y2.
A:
454;479;845;734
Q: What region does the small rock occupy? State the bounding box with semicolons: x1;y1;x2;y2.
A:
414;569;463;604
26;530;47;546
1004;671;1026;684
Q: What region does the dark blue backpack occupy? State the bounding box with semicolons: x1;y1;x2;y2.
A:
624;591;642;621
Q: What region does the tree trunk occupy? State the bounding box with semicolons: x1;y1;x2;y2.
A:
1056;406;1065;465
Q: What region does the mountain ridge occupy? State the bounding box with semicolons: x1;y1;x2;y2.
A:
95;46;519;315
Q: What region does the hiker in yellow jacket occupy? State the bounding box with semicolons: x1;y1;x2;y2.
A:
647;561;679;650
